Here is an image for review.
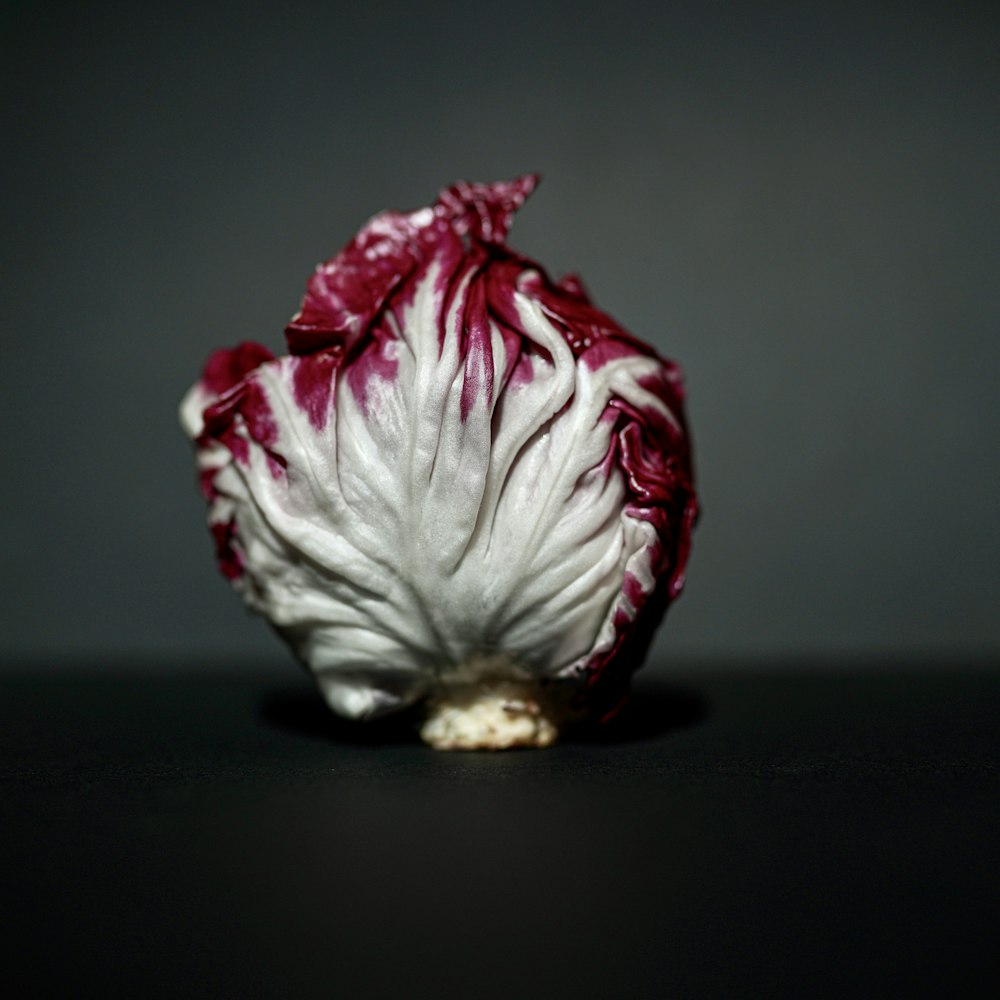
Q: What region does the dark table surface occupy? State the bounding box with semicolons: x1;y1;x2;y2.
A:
3;661;998;999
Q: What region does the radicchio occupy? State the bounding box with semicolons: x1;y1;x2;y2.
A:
180;176;697;748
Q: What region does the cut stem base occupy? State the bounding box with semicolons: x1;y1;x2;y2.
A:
419;679;564;750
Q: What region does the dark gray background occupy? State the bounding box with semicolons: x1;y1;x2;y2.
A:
3;1;998;670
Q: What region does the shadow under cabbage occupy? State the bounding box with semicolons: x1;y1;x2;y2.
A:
258;679;709;747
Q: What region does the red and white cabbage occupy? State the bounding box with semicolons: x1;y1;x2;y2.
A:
180;176;697;748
